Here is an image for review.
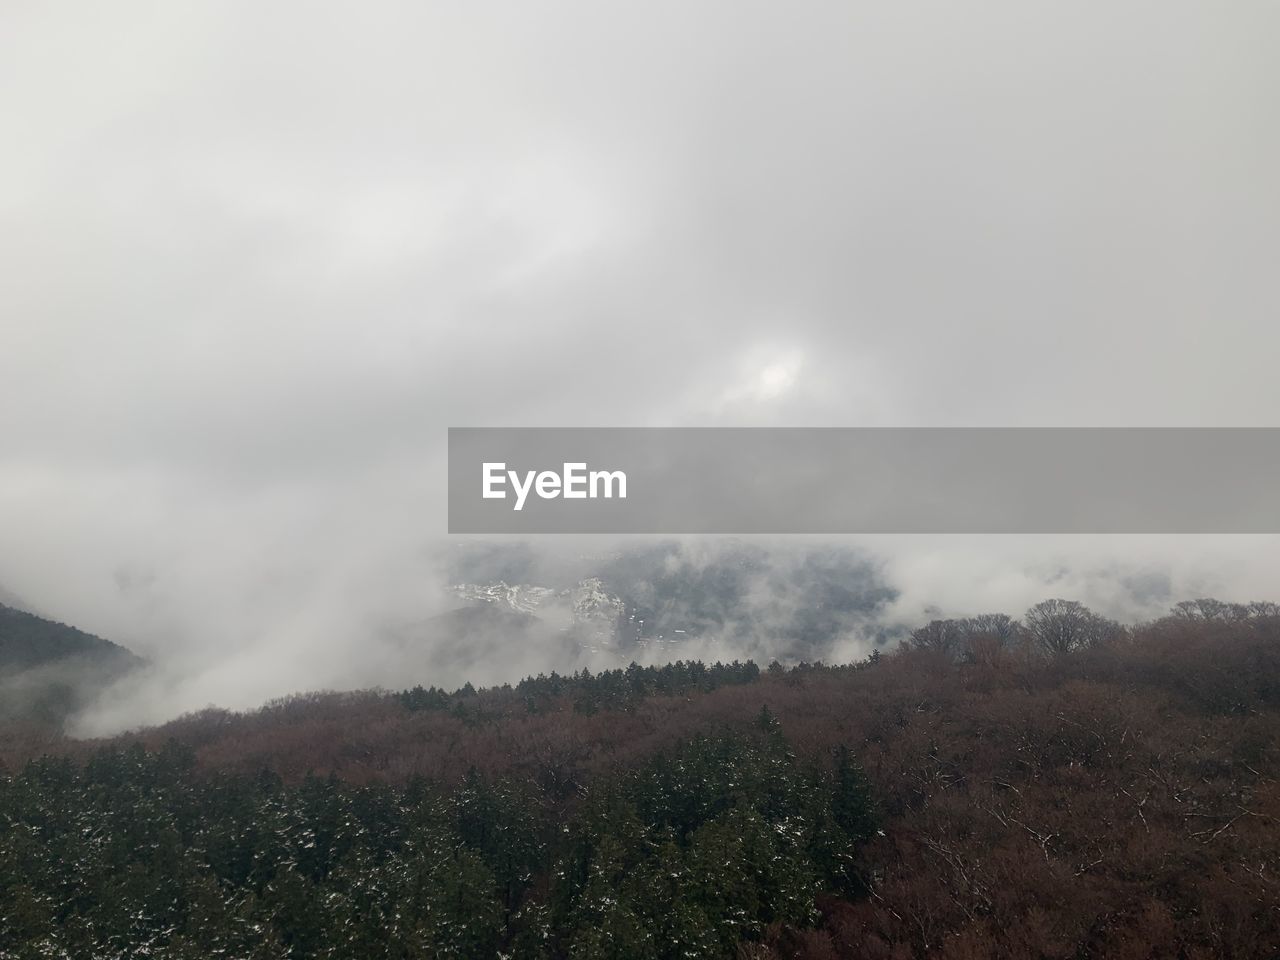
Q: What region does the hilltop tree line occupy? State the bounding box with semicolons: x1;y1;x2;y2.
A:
399;658;764;716
903;597;1280;663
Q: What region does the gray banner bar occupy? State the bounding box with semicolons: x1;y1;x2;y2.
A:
448;428;1280;534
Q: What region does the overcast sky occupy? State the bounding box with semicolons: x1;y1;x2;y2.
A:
2;2;1278;722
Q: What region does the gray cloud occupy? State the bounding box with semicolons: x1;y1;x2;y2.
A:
2;2;1278;730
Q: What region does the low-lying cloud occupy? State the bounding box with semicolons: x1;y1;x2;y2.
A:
2;2;1277;733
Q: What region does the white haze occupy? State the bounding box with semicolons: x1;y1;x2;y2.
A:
0;2;1277;733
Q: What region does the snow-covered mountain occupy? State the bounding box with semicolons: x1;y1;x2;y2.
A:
444;541;902;665
452;581;558;614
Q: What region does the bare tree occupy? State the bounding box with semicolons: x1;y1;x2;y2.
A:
1246;601;1280;619
1172;598;1280;622
1024;599;1122;657
905;614;1027;664
1172;598;1250;622
906;619;967;660
960;613;1024;665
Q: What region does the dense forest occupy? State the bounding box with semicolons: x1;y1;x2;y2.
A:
1;599;1278;957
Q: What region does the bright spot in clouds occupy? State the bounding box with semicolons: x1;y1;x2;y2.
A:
719;346;804;408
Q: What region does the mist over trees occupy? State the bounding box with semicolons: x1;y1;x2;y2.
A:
2;597;1278;957
0;604;143;729
594;541;899;659
445;540;901;663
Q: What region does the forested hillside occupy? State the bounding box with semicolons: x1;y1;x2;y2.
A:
0;604;142;729
1;600;1278;957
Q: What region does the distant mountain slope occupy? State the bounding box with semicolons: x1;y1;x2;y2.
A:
0;604;144;728
444;542;901;664
0;604;141;671
596;541;899;658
